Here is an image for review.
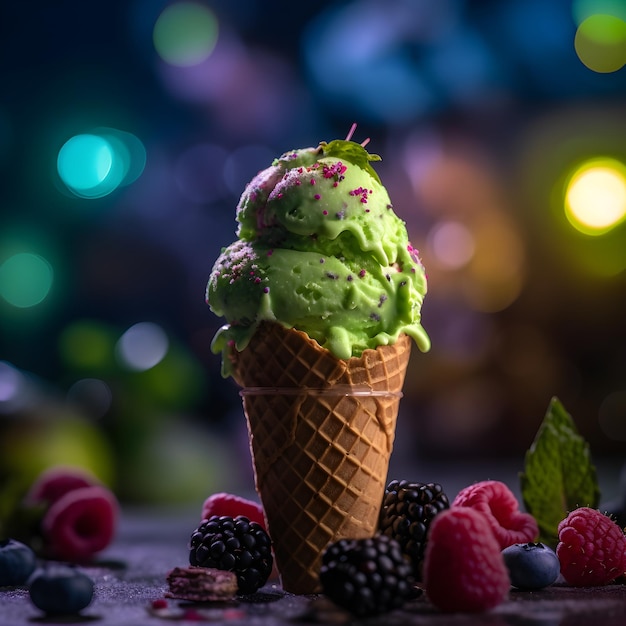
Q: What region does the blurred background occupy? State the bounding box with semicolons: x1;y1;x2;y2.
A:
1;0;625;509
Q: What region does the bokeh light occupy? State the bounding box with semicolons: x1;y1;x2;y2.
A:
116;322;169;371
574;14;626;73
153;2;219;67
427;221;476;270
57;134;113;197
0;412;115;487
0;362;30;414
564;158;626;235
57;129;146;199
59;320;118;372
0;252;53;308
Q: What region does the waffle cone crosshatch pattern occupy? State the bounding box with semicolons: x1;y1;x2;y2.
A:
232;322;411;593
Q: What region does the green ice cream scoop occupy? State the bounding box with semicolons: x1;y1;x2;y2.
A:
207;138;430;374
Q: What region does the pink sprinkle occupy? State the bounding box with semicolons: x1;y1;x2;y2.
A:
322;161;347;180
263;286;270;293
152;599;168;610
277;193;283;199
314;194;321;200
310;179;316;185
359;269;366;278
295;179;301;186
350;186;371;204
267;249;274;256
322;210;328;215
254;277;261;284
407;244;420;264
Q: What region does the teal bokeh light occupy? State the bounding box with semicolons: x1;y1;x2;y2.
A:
57;134;114;197
57;129;146;199
0;252;54;308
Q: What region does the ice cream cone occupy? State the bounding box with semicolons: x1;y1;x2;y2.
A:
229;321;411;594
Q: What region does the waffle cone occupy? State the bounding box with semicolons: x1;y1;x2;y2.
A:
229;322;411;594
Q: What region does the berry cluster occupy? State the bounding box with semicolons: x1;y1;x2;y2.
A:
200;482;626;617
423;480;534;612
22;466;119;562
319;478;451;616
0;539;94;615
0;466;116;616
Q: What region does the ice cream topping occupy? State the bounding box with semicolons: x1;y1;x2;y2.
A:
207;136;430;373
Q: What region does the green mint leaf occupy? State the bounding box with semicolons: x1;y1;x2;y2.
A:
520;396;601;547
318;139;382;185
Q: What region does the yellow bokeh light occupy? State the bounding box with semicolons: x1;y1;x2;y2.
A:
564;158;626;235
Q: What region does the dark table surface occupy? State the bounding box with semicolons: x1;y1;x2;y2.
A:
2;505;626;626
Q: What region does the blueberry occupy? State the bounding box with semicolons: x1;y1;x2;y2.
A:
28;564;94;615
502;542;560;590
0;539;37;587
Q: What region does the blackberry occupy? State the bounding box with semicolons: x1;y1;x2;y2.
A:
320;535;413;617
189;515;272;594
379;479;449;578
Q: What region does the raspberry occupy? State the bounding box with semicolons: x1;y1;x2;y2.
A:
423;507;510;613
24;466;98;508
189;515;273;594
41;486;119;562
556;507;626;586
452;480;538;549
201;493;266;532
378;479;449;578
320;535;413;617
